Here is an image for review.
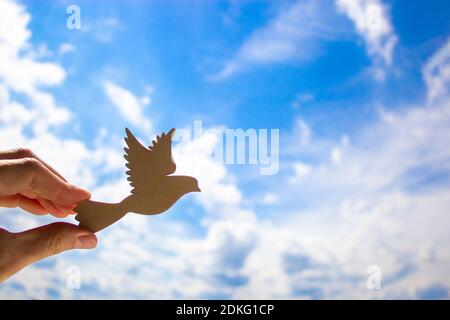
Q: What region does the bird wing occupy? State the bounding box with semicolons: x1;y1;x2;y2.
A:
124;128;176;193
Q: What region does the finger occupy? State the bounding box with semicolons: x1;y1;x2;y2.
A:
0;195;47;215
0;158;91;205
0;148;67;181
0;223;97;282
36;198;65;217
0;192;72;217
18;222;97;260
36;198;75;218
50;202;76;217
19;190;38;199
0;194;73;216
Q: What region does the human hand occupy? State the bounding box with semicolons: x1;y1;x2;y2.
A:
0;148;97;282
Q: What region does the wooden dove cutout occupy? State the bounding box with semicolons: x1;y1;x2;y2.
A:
74;128;200;232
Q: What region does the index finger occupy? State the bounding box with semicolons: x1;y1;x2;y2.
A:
0;148;67;182
0;158;90;205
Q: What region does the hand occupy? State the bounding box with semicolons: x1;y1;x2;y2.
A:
0;148;97;282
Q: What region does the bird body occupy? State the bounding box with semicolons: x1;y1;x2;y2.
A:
125;175;200;215
74;128;200;232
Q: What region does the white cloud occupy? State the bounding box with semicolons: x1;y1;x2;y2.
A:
103;81;152;133
0;0;30;54
422;38;450;101
58;43;75;55
0;0;65;93
291;92;314;109
82;17;121;43
245;78;450;299
330;146;343;165
289;162;312;185
261;193;278;205
173;128;243;213
336;0;397;80
0;0;69;134
224;99;450;299
215;0;397;80
214;0;341;79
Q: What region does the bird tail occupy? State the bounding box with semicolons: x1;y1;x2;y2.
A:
74;200;127;233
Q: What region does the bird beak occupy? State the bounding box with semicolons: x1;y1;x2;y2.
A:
195;186;201;192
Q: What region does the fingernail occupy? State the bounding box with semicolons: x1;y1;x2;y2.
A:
75;234;97;249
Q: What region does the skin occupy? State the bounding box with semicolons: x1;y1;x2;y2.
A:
0;148;97;282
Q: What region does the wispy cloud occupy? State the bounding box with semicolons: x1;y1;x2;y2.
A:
103;81;152;134
214;0;397;81
58;43;75;55
336;0;397;81
213;0;342;79
422;38;450;101
82;17;121;43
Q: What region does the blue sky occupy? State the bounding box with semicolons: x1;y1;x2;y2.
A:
1;0;450;299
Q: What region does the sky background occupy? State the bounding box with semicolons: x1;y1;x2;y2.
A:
0;0;450;299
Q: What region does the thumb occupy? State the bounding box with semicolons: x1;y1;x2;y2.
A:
14;222;97;264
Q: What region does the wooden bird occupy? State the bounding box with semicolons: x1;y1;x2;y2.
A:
74;128;200;232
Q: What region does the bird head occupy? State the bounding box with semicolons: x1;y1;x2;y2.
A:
185;176;201;193
172;175;201;198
